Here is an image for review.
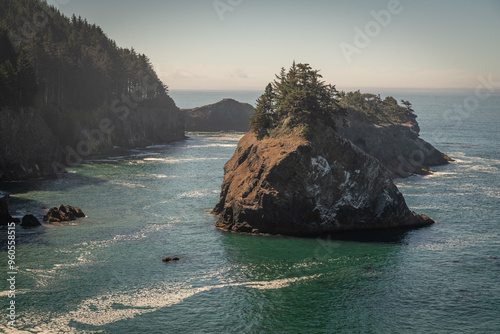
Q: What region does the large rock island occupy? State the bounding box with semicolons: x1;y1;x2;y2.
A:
213;129;434;235
213;63;435;236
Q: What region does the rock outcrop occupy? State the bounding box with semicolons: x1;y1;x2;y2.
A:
338;109;452;178
213;130;434;236
0;195;19;225
43;204;85;223
183;99;254;132
21;214;41;227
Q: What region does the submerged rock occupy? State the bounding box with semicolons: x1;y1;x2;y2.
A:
21;214;42;227
43;204;86;223
213;130;434;236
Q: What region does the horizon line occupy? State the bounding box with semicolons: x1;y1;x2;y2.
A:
169;87;482;93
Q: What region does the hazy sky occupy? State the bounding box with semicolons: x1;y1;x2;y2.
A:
49;0;500;91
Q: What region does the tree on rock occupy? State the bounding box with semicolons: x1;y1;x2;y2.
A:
250;83;274;137
250;62;346;138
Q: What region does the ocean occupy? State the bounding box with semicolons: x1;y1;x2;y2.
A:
1;90;499;333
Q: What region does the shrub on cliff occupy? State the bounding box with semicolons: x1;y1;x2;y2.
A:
250;62;346;138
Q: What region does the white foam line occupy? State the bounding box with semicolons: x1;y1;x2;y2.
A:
17;275;321;331
0;289;31;297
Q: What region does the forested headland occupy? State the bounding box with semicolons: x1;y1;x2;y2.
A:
0;0;184;180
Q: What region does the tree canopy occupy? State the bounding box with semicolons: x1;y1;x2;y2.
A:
0;0;168;110
250;62;346;138
337;90;417;124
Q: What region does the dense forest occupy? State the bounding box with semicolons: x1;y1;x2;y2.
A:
0;0;167;109
0;0;184;180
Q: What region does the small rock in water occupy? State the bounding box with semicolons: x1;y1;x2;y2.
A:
21;214;41;228
162;257;180;262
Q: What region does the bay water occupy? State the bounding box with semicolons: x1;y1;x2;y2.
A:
1;90;499;333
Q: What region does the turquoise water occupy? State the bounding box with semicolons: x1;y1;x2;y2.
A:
1;92;499;333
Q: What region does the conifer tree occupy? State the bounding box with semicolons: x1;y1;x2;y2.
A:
250;62;346;137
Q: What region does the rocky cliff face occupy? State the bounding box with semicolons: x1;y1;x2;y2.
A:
0;108;63;180
183;99;254;132
0;95;185;181
338;111;452;178
213;130;434;236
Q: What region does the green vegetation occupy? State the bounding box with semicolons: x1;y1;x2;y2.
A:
250;62;346;138
337;90;416;125
0;0;168;111
250;62;415;139
0;27;37;107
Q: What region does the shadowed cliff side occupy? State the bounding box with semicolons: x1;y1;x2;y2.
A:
337;92;452;178
0;108;62;180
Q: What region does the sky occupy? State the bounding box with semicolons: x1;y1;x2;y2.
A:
48;0;500;91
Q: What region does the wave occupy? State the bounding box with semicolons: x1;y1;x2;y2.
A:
143;157;226;164
22;224;172;289
107;180;147;189
10;274;320;332
414;234;495;251
188;143;238;148
450;152;500;165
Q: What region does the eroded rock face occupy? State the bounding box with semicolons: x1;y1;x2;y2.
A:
213;130;434;236
183;99;254;132
338;114;452;178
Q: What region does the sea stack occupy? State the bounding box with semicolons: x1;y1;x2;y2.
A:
213;62;435;236
213;129;434;236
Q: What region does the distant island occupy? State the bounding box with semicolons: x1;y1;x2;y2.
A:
213;63;437;236
0;0;185;181
183;98;254;132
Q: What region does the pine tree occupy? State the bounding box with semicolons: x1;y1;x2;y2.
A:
250;62;345;137
250;83;274;137
16;48;37;106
